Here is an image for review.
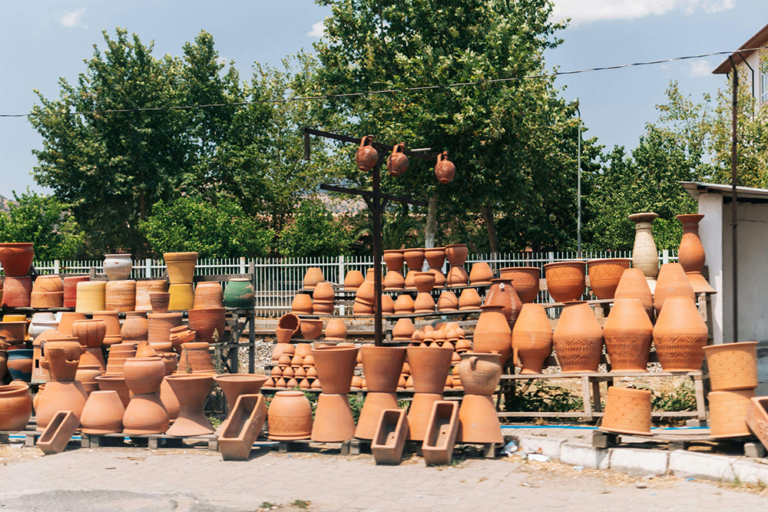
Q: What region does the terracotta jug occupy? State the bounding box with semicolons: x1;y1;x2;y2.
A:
653;263;694;314
485;278;523;330
676;214;715;293
553;301;603;373
343;270;365;290
652;296;707;371
0;382;32;431
511;304;553;375
629;213;659;281
356;135;379;171
703;341;758;391
458;353;501;395
544;261;586;302
267;390;312;440
387;143;408;176
473;305;512;367
587;258;630;300
0;242;34;277
499;266;540;304
311;346;357;394
434;151;455;184
614;268;654;319
603;299;653;372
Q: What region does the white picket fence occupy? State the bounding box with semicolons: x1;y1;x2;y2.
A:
8;251;678;317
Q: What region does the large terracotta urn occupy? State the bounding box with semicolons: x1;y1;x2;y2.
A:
676;214;715;293
0;243;34;277
103;254;133;281
653;263;694;315
188;307;226;343
485;278;523;330
0;382;32;430
587;258;631;300
500;267;540;304
163;252;198;284
603;299;653;372
652;296;708;371
614;268;654;319
267;390;312;440
511;304;553;375
473;305;512;367
629;212;659;283
544;261;586;302
165;374;214;436
356;347;406;439
553;301;603;373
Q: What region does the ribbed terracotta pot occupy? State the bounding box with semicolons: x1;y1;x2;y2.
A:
653;263;694;315
147;313;183;343
512;304;553;375
473;305;512;367
544;261;586;302
629;212;659;281
0;243;34;277
499;267;541;304
343;270;365;290
223;279;255;309
0;382;32;430
303;267;324;290
599;387;652;435
267;390;312;440
703;341;758;391
468;262;493;285
32;275;63;293
188;307;226;343
587;258;631;300
603;299;653;372
676;214;715;293
407;346;453;394
2;276;31;307
164;252;198;284
485;278;523;329
709;389;754;438
553;301;603;373
653;296;707;371
80;390;125;434
63;276;90;308
324;319;347;341
75;281;106;313
614;268;654;319
135;280;168;311
311;346;358;394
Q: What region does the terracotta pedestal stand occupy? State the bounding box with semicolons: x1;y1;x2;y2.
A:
122;357;169;435
406;346;453;441
311;346;358;442
165;374;214;436
356;346;406;440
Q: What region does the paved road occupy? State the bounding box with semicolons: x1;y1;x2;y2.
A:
0;446;765;511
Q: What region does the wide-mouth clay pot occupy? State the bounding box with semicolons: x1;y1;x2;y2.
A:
360;346;406;392
499;267;541;304
383;250;405;272
300;319;323;340
163;252;198;284
599;387;652;436
71;319;107;348
303;268;325;290
123;357;165;395
543;261;586;302
8;350;33;382
0;243;34;277
95;375;130;408
278;313;300;336
424;247;446;270
311;346;358;394
445;244;468;267
413;272;436;293
80;390;125;434
406;346;453;394
587;258;631;300
267;390;312;440
0;382;32;431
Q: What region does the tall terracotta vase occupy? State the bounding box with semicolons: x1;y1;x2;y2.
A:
603;299;653;372
614;268;654;320
512;304;553;375
553;301;603;373
473;305;512;367
629;212;659;284
587;258;631;300
499;267;540;304
676;214;715;293
356;347;406;439
653;263;694;315
652;296;708;371
544;261;586;302
484;278;522;330
456;353;503;444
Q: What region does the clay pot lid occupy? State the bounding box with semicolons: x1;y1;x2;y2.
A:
275;390;304;397
628;212;658;222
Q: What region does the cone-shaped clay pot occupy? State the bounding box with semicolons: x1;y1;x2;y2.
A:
361;347;405;392
394;294;415;314
445;244;468;266
468;262;493;285
603;299;653;372
512;304;553;375
80;390;125;434
653;263;694;315
544;261;586;302
629;212;659;281
425;247;446;270
599;387;652;436
553;301;603;373
587;258;631;300
473;305;512;367
96;375;131;408
407;346;453;394
703;341;758;391
324;319;347;341
458;288;482;310
311;346;357;394
485;278;523;330
676;214;716;294
0;382;32;431
709;389;754;438
291;294;314;314
164;252;198;284
165;374;214;436
0;243;34;277
267;390;312;440
652;296;707;371
343;270;365;290
35;381;88;431
499;267;541;304
614;268;654;320
312;392;356;442
214;374;268;412
355;391;399;440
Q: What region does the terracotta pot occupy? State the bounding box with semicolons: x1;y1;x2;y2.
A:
299;319;323;340
35;381;88;431
458;353;501;395
311;346;357;394
63;276;90;308
123;392;170;435
653;296;707;371
703;341;758;391
654;263;694;315
383;250;405;272
485;278;523;330
303;267;325;290
355;135;379;171
629;212;659;280
7;349;33;381
159;352;178;375
57;312;86;336
437;291;459;312
291;293;313;314
392;318;416;341
267;390;312;440
544;261;586;302
676;214;715;293
614;268;654;319
356;391;399;440
91;311;121;336
386;142;408;176
96;375;131;408
445;244;468;266
41;340;82;382
361;346;406;392
414;292;436;314
223;279;254;309
0;243;34;277
164;374;214;436
343;270;365;290
126;311;147;319
80;390;124;434
311;282;334;303
413;271;436;293
32;275;63;293
148;292;171;314
214;374;267;408
746;397;768;448
176;342;215;374
147;313;183;343
135;280;168;311
75;281;106;313
468;262;493;285
434;151;455;184
553;301;603;373
2;276;31;307
587;258;631;300
383;270;405;290
75;364;103;389
164;252;198;284
168;283;194;311
278;313;300;335
393;294;414;314
102;254;132;280
428;268;446;287
355;279;375;307
458;288;482;310
30;291;64;308
512;304;553;375
324;319;347;341
312;392;355;442
403;248;425;272
0;382;32;430
119;314;148;343
446;266;469;286
0;321;26;343
600;387;652;435
123;357;165;394
604;299;653;372
425;247;446;270
71;319;106;348
188;307;226;343
499;267;540;304
709;389;754;438
407;346;453;394
473;305;512;367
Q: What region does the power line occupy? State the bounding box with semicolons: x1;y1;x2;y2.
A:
1;46;760;119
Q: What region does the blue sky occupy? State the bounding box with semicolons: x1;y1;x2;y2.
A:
0;0;766;199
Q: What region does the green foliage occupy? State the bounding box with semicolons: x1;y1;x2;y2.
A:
353;213;424;253
0;189;84;260
139;196;274;258
505;382;583;414
278;200;354;257
650;380;696;413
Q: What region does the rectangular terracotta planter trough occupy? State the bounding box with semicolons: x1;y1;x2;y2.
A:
422;401;459;466
37;411;79;455
746;397;768;449
371;409;409;465
219;394;267;461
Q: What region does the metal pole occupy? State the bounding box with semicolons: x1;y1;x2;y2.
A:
729;56;739;343
372;155;385;347
576;105;582;258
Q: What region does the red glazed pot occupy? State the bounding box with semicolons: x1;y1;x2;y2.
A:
544;261;586;302
0;243;34;277
587;258;631;300
552;301;603;373
499;267;541;304
434;151;455;184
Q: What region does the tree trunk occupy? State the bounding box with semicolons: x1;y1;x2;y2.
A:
480;206;498;255
424;192;438;248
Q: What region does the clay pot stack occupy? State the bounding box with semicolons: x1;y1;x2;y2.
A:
413;272;436;314
403;248;425;290
356;347;406;439
31;275;64;308
704;341;758;439
445;244;469;286
164;252;198;311
36;338;88;431
352;270;376;315
425;247;447;287
71;319;107;371
383;250;405;290
122;357;170;434
457;353;503;444
135;280;168;311
311;346;358;442
312;281;336;315
406;346;453;441
63;276;90;308
0;243;34;307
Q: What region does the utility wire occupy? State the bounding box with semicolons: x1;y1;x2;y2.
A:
0;46;761;119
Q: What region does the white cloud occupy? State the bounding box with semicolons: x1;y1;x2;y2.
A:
552;0;736;25
690;60;715;77
60;8;86;28
307;21;325;38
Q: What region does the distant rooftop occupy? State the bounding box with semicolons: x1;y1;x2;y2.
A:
713;23;768;74
680;181;768;202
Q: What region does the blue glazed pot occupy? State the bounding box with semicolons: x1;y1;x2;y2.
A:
7;349;33;382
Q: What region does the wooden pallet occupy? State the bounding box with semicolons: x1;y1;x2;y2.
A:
80;432;219;451
592;430;764;457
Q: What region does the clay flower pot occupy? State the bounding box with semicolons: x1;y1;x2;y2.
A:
676;214;715;293
35;381;88;431
446;265;469;287
96;375;131;408
214;374;268;407
7;349;33;381
355;279;376;306
413;271;436;293
147;313;183;343
191;282;222;309
403;248;425;272
386;142;409;176
603;299;653;372
163;252;198;284
383;270;405;291
103;254;133;281
0;382;32;430
653;263;694;315
614;268;654;319
71;319;107;348
468;262;493;285
149;292;171;313
407;346;453;394
135;280;168;311
600;387;652;436
75;281;106;313
414;291;436;314
80;390;125;434
30;291;64;308
437;291;459;312
709;389;754;438
267;390;312;440
703;341;758;391
473;305;512;367
434;151;455;184
57;312;86;336
392;318;416;340
303;267;325;290
425;247;446;270
355;135;379;171
291;293;314;314
123;392;170;435
512;304;553;375
176;342;215;374
587;258;631;300
361;346;406;392
458;353;501;395
445;244;468;266
32;275;63;293
343;270;365;290
168;283;194;311
544;261;586;302
188;307;226;343
629;212;659;281
2;277;32;307
485;278;523;329
0;321;27;344
499;267;541;304
394;294;415;314
223;278;255;309
92;311;121;336
311;346;358;394
123;357;165;395
122;313;149;342
278;313;300;335
383;250;405;272
164;374;214;436
63;276;90;308
0;243;34;277
553;301;603;373
300;319;323;340
652;296;708;371
324;319;347;341
311;282;334;303
458;288;482;310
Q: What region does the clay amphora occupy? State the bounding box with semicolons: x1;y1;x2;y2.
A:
35;381;88;431
473;305;512;367
63;276;90;308
267;390;312;440
676;214;715;293
587;258;630;300
0;382;32;430
434;151;455;184
177;342;215;374
356;135;379;171
0;243;34;277
511;304;553;375
163;252;198;284
614;268;654;319
80;390;125;434
468;262;493;285
75;281;106;313
652;296;708;371
387;143;409;176
600;387;652;436
302;267;325;289
149;292;171;313
324;318;347;340
703;341;758;391
458;353;501;395
103;254;132;280
135;280;168;311
553;301;603;373
105;279;137;312
544;261;586;302
311;346;357;394
403;248;425;272
653;263;694;314
499;267;540;304
165;374;214;436
603;299;653;372
192;282;223;309
629;212;659;281
291;293;314;314
445;244;468;266
361;346;405;392
485;278;523;330
300;319;323;340
407;346;453;394
394;294;415;314
709;389;754;438
343;270;365;290
188;307;226;344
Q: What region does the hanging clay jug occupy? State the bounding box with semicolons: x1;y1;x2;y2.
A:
485;278;523;330
676;214;715;293
0;242;34;277
356;135;379;171
434;151;455;184
629;213;659;282
0;382;32;431
473;305;512;367
653;263;694;315
614;268;654;319
587;258;630;300
511;304;553;375
653;296;708;371
387;143;409;176
544;261;586;302
500;267;541;304
163;252;198;284
553;301;603;373
103;254;133;281
603;299;653;372
458;288;482;310
343;270;365;290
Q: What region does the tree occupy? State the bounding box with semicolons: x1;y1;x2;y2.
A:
0;190;84;260
278;200;355;257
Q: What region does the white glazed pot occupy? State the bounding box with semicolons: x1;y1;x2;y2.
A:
104;254;133;281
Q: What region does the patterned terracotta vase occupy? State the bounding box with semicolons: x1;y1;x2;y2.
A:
544;261;586;302
587;258;631;300
614;268;654;320
603;299;653;372
599;387;652;435
652;296;707;371
511;304;552;375
552;301;603;373
709;389;754;438
267;391;312;440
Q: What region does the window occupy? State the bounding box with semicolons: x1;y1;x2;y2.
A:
762;66;768;104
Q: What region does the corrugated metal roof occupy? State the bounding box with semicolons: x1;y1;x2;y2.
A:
680;181;768;201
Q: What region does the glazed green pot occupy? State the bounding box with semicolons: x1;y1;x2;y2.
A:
223;279;255;309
